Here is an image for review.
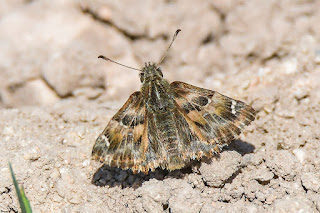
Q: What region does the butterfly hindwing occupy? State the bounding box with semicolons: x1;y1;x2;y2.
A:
170;105;223;160
143;100;223;171
171;81;256;147
92;91;148;172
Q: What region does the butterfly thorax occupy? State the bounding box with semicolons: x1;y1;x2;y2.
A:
140;63;175;112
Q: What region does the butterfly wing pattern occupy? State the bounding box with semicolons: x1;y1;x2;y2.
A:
92;63;256;174
171;81;255;150
92;91;149;172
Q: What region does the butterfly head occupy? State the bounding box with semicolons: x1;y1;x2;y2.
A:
139;62;163;83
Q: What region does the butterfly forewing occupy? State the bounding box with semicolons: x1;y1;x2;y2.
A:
171;81;256;147
92;91;148;171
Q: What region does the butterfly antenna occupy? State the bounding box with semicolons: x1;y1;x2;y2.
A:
157;29;181;65
98;55;142;72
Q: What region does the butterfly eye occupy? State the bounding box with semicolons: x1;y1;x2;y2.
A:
139;73;144;82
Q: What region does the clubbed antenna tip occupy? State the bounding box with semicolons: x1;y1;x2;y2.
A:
158;29;181;65
98;55;142;71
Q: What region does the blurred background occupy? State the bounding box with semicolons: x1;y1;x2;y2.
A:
1;0;319;108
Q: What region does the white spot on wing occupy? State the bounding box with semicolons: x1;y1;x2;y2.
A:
231;100;237;114
101;134;110;147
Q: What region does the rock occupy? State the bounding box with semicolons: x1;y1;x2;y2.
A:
23;147;41;161
253;166;274;183
168;179;203;213
137;179;171;212
0;0;135;106
301;172;320;193
266;150;301;181
62;129;83;147
3;79;59;106
0;1;78;105
199;151;242;187
293;148;306;164
41;21;112;97
272;196;315;213
214;200;263;213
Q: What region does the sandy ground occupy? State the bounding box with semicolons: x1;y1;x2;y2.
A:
1;0;320;212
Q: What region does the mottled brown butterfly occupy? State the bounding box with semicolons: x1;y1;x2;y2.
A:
92;29;255;174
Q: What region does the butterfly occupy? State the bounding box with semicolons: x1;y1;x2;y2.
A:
92;30;256;174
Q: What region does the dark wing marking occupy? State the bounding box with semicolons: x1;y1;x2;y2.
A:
171;81;255;147
92;91;148;172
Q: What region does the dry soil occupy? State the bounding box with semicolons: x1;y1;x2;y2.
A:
1;0;320;212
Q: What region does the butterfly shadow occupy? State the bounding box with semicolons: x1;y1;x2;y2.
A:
91;139;255;189
223;139;255;155
91;163;196;189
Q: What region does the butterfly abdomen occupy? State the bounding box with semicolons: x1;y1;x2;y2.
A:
142;77;188;170
152;111;186;170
